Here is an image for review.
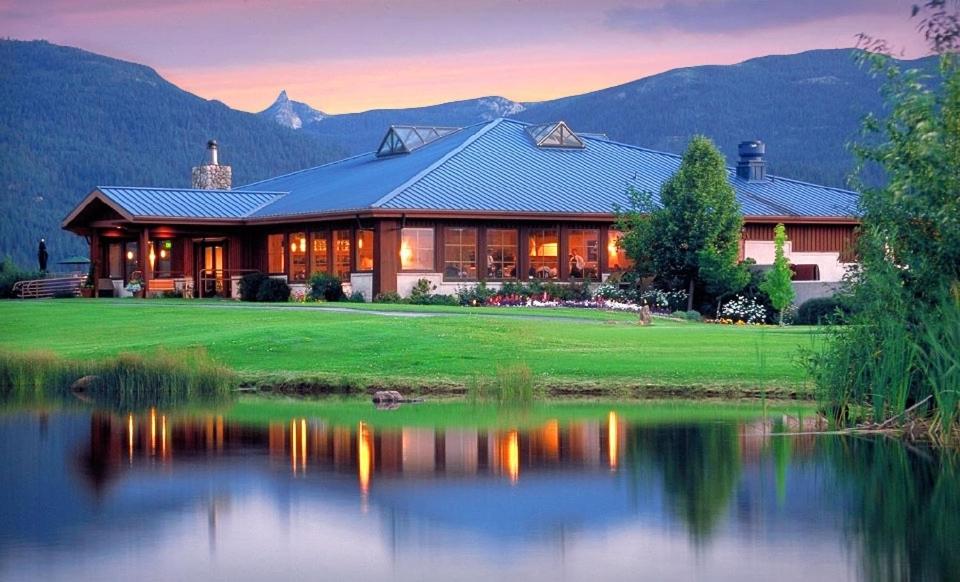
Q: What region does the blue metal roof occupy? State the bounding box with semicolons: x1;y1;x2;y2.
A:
91;119;857;222
97;187;285;219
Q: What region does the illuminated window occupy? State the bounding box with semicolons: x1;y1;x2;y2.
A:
567;229;599;280
289;232;307;282
334;229;351;278
267;234;285;274
311;231;329;275
528;228;558;280
607;230;633;271
155;239;173;277
485;229;517;279
443;227;477;280
400;228;434;271
357;229;374;271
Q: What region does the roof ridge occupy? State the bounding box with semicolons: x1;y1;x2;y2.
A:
370;119;505;208
98;185;288;195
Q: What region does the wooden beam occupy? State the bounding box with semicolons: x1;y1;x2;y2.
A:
140;228;152;296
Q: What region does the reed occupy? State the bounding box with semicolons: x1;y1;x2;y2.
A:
467;362;535;405
0;347;236;411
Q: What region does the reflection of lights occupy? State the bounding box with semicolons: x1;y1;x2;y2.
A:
150;407;157;455
608;411;619;470
290;419;308;475
290;419;298;474
300;419;307;469
358;422;373;497
542;420;559;459
161;414;168;459
507;431;519;483
128;414;134;461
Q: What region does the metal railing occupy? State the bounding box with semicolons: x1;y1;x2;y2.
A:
196;268;262;299
12;274;86;299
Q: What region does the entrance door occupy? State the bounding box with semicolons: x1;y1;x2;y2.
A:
196;242;226;298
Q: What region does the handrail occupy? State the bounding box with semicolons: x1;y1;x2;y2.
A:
12;274;85;299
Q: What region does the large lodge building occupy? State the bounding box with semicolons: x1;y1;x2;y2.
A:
63;119;859;301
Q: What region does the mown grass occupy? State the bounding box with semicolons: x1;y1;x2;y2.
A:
0;299;821;393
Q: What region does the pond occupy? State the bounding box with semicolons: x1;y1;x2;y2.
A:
0;398;956;581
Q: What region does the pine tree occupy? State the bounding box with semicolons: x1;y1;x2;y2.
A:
759;223;795;325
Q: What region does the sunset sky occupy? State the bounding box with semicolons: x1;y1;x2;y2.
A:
2;0;930;114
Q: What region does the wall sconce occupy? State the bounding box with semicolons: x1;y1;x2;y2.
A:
159;249;167;259
126;250;134;261
148;244;156;268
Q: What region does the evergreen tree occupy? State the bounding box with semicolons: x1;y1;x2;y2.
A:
759;223;795;325
649;135;743;310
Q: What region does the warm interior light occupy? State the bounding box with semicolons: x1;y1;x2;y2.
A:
290;241;297;252
541;243;558;257
399;242;412;265
148;244;156;268
358;236;363;249
299;237;306;253
159;249;167;259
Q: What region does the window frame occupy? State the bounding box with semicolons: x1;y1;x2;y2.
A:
399;227;436;272
442;226;479;281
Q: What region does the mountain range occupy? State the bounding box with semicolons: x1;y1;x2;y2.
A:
0;39;934;268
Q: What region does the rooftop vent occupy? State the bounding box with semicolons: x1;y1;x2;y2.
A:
526;121;584;149
736;140;766;182
376;126;460;157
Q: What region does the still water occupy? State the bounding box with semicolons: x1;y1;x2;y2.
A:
0;401;956;581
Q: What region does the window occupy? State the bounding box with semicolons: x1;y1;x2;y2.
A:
290;232;307;282
528;228;559;280
606;230;633;271
267;234;285;274
443;227;477;280
334;229;351;278
485;229;517;279
311;231;329;275
124;241;140;281
567;229;599;280
154;239;173;277
108;243;123;279
357;229;374;271
400;228;434;271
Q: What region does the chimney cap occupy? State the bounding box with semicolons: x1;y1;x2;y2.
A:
207;139;218;149
737;140;765;158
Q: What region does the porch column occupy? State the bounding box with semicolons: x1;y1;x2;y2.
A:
374;219;399;297
599;226;610;275
90;231;101;298
140;228;152;296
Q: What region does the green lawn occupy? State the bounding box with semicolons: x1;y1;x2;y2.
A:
0;299;820;394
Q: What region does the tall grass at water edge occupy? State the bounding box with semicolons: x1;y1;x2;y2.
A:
467;363;535;405
0;348;236;411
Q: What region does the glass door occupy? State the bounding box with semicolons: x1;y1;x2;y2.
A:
196;242;225;298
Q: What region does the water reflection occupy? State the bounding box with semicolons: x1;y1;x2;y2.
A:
0;408;957;581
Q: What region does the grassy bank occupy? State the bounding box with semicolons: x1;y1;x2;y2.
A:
0;299;819;395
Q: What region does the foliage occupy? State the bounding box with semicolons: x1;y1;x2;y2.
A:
255;278;291;302
613;186;658;278
0;257;41;298
720;295;768;324
795;296;850;325
759;224;796;325
307;272;345;302
373;291;403;303
239;272;269;302
698;242;751;318
812;3;960;437
407;278;458;305
347;291;365;303
456;282;496;306
467;362;535;405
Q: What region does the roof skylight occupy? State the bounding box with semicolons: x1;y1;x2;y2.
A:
525;121;584;149
376;125;460;157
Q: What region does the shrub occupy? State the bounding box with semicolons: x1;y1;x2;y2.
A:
457;282;495;306
0;258;41;298
407;278;434;303
796;296;849;325
684;310;702;322
374;291;403;303
307;272;345;302
239;272;268;302
720;295;768;324
256;278;291;302
347;291;365;303
52;289;76;299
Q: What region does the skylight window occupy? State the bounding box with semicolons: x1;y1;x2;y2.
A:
525;121;585;149
376;126;460;157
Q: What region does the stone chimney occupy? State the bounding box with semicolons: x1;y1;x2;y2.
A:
191;140;232;189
